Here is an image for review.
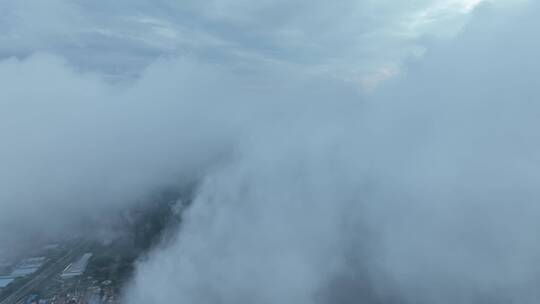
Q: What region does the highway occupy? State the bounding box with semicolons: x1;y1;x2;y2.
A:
0;241;89;304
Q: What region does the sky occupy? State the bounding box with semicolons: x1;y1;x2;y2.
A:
1;0;540;303
0;0;490;83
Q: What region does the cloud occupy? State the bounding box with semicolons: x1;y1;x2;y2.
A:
1;0;538;303
124;2;540;304
0;54;249;256
0;0;483;81
0;0;486;256
0;48;355;256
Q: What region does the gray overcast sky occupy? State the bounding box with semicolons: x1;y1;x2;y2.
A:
0;0;496;84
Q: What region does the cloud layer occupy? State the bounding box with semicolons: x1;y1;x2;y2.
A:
0;0;484;81
0;55;246;255
124;2;540;304
0;0;483;254
1;1;539;304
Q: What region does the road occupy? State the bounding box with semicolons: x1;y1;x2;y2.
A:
0;241;89;304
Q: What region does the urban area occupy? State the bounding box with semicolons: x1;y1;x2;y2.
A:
0;192;183;304
0;239;134;304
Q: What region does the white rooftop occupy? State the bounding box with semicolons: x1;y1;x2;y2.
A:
0;277;15;288
10;257;46;278
61;253;92;279
10;267;38;277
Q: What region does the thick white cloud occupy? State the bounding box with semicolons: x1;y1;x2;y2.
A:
124;1;540;304
0;0;490;257
0;49;353;257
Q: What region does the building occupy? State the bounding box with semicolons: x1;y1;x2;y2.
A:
10;257;46;278
61;253;92;279
0;276;15;289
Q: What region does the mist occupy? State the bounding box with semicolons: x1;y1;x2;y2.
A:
1;0;539;303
